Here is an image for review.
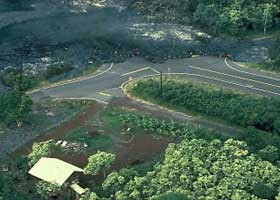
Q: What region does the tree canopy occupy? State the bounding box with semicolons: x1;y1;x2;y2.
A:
28;140;55;166
115;138;280;200
0;90;33;127
129;0;280;36
84;151;116;177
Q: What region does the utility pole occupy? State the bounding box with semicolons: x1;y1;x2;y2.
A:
160;71;163;97
16;36;33;92
19;63;23;91
168;67;171;79
264;7;268;35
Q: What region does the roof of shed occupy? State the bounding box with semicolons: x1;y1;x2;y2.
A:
28;157;83;186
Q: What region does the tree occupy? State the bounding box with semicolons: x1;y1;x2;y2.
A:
269;37;280;68
102;168;138;196
0;90;33;127
28;140;55;166
252;182;278;199
79;189;99;200
116;139;280;199
151;191;190;200
129;0;280;36
84;151;116;178
36;181;61;200
1;67;40;91
258;145;279;163
0;157;36;200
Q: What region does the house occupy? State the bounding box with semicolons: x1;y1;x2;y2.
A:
28;157;86;197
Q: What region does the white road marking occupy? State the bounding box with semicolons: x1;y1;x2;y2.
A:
52;97;109;105
225;58;280;82
121;67;151;76
150;67;161;74
99;92;111;97
121;72;280;96
27;63;114;94
187;73;280;96
102;87;121;92
187;65;280;89
172;73;280;96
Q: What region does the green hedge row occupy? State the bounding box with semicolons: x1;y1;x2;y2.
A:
129;79;280;134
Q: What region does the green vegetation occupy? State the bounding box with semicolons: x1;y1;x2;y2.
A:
247;37;280;72
27;140;55;166
4;107;280;199
1;67;41;91
64;127;113;152
82;65;100;76
269;37;280;68
80;190;99;200
45;62;74;79
0;157;37;200
0;99;94;157
119;111;223;140
1;62;74;91
128;78;280;134
152;192;190;200
114;109;280;163
129;0;280;36
246;62;280;73
0;90;33;127
84;151;116;178
115;138;280;200
102;168;139;197
35;181;65;200
100;110;122;132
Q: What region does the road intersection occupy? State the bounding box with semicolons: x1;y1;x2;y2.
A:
31;56;280;104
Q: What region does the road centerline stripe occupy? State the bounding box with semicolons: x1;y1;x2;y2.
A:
99;92;111;97
159;72;280;96
150;67;161;74
121;67;151;76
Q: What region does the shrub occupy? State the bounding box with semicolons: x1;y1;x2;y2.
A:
0;90;33;127
1;67;41;91
45;63;74;79
129;78;280;134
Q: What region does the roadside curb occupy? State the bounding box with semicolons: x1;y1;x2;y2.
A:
232;61;280;77
53;97;109;105
120;77;240;134
120;76;195;121
225;58;280;81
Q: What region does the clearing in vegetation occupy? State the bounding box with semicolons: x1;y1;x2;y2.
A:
3;100;280;199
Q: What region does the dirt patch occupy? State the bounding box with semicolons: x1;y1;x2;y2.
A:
113;134;170;169
12;102;104;158
49;133;170;186
12;99;173;188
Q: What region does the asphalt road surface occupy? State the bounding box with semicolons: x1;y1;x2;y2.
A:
31;56;280;104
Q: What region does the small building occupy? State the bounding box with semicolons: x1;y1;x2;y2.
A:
28;157;86;198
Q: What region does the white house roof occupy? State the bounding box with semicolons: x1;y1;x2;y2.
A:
28;157;83;186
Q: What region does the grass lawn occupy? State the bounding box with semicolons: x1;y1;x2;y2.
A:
63;127;113;152
99;110;123;132
244;62;280;74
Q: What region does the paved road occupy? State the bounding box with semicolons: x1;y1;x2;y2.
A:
31;56;280;104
